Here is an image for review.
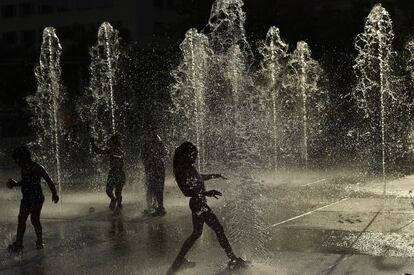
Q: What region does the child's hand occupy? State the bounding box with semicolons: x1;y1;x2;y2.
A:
206;190;222;199
6;179;16;189
52;194;59;204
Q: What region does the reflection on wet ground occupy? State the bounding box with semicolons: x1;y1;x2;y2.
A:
1;173;414;274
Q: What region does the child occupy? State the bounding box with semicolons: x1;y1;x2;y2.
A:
91;134;125;215
6;146;59;252
141;127;168;217
167;142;246;273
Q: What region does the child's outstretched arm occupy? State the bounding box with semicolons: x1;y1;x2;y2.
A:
6;179;21;189
201;174;227;181
35;164;59;203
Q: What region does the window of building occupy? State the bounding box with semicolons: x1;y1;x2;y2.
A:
19;2;35;16
3;32;18;43
1;5;17;18
21;30;36;44
153;0;164;9
38;0;54;15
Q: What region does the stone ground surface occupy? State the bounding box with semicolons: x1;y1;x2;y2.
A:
1;170;414;275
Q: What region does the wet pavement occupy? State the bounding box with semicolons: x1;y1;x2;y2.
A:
1;171;414;274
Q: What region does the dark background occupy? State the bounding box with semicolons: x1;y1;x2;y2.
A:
1;0;413;143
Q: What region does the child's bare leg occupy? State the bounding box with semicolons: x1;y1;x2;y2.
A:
170;213;203;271
16;203;30;245
106;181;116;210
205;210;237;260
30;203;43;244
115;183;124;209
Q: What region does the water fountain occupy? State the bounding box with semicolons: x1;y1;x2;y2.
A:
405;39;414;80
283;41;323;169
27;27;64;203
258;27;289;171
82;22;121;147
223;44;257;168
205;0;252;58
353;4;395;187
171;28;212;171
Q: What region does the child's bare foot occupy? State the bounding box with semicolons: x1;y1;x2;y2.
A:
7;242;24;253
36;240;44;250
109;199;116;211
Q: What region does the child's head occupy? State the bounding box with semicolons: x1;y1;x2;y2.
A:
12;146;31;167
174;142;198;168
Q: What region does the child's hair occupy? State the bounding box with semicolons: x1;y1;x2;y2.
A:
173;142;198;170
12;146;31;162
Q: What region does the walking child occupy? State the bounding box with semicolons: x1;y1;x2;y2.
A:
91;134;125;215
6;146;59;252
167;142;247;273
141;127;168;217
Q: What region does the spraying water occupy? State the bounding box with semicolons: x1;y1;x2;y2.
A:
224;45;258;169
171;29;212;171
27;27;64;204
83;22;120;146
283;41;323;169
205;0;252;58
353;4;395;188
258;27;289;171
405;39;414;80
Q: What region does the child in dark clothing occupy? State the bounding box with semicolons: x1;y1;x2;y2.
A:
91;134;125;215
6;146;59;252
141;128;168;217
167;142;246;273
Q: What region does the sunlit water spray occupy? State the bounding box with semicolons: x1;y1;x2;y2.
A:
27;27;64;205
83;22;120;146
283;41;323;169
205;0;252;58
353;4;395;192
258;27;288;171
223;178;272;260
171;29;212;171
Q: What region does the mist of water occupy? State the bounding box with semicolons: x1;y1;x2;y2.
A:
82;22;121;147
283;41;324;169
353;4;395;188
257;27;289;171
171;29;212;171
27;27;64;204
205;0;252;58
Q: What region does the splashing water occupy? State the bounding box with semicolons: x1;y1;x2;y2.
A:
258;27;289;171
283;41;324;169
223;179;271;259
223;45;258;169
205;0;252;58
353;4;396;188
27;27;64;204
82;22;121;147
405;39;414;80
171;29;212;171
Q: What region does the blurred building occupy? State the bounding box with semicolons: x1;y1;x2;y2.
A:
0;0;182;48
